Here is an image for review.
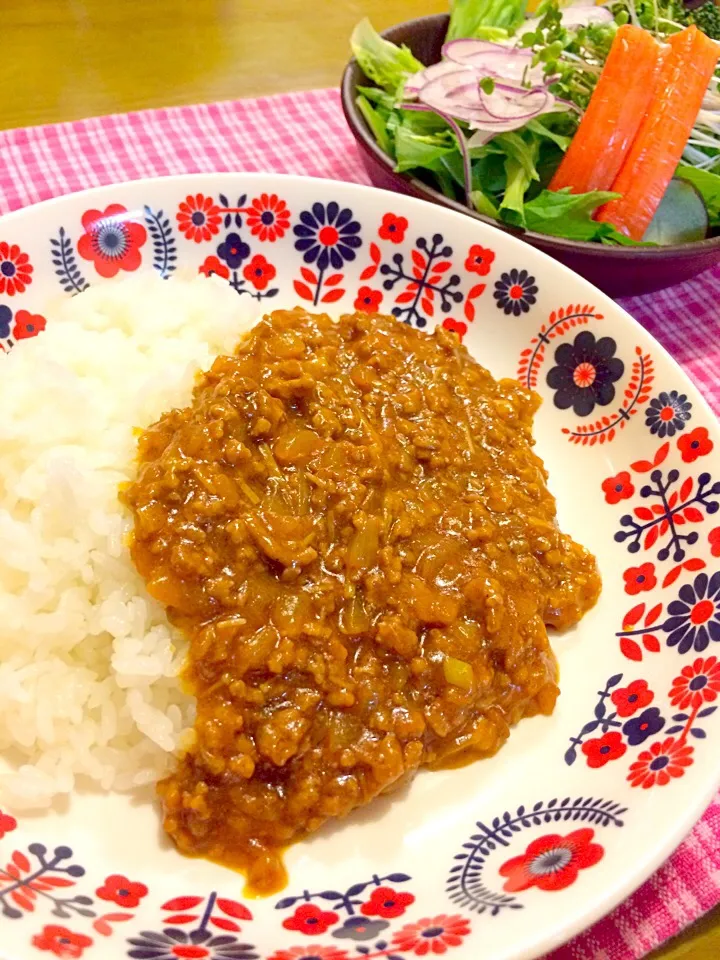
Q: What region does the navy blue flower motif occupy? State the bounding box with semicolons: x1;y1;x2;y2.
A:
663;571;720;654
217;232;250;270
293;201;362;271
645;390;692;438
127;927;256;960
493;268;538;316
622;707;665;746
547;331;624;417
332;916;390;941
0;304;11;339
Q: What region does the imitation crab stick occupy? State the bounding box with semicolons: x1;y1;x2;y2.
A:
597;25;720;240
549;24;662;195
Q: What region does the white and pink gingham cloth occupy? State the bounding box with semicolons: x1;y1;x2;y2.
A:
1;88;719;960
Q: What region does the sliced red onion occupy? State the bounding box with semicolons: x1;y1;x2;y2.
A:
471;79;536;97
553;96;582;114
419;98;503;126
479;85;552;121
492;80;549;97
454;52;548;87
399;103;473;209
418;70;485;113
419;89;518;127
560;5;614;27
466;129;496;150
441;43;548;88
441;39;513;61
520;4;614;36
404;60;470;98
417;100;562;137
404;75;425;98
422;72;547;105
419;70;549;111
419;73;559;127
468;116;541;133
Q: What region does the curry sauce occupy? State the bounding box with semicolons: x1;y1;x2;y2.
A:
124;308;600;893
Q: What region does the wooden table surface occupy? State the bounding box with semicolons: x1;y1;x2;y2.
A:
1;1;719;956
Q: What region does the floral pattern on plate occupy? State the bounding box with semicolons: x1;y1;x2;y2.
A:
0;174;718;960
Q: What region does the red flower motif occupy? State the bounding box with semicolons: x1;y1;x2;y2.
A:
678;426;713;463
392;914;470;956
442;317;467;340
602;471;634;504
198;255;230;280
628;736;694;788
246;193;291;242
12;309;46;341
354;286;383;312
268;949;349;960
623;562;657;596
0;809;17;838
176;193;222;243
243;254;277;291
361;885;415;919
465;244;495;276
95;873;148;908
710;527;720;558
282;903;339;936
669;656;720;711
378;213;408;244
499;828;604;893
611;679;653;718
581;731;627;769
77;204;147;279
0;242;33;295
32;925;93;958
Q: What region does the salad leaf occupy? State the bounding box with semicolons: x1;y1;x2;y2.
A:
534;141;565;194
472;150;508;195
644;179;709;244
599;231;659;247
356;96;393;155
396;107;453;136
676;164;720;225
357;85;397;111
394;125;456;173
447;0;529;41
522;187;620;240
439;152;470;191
471;190;500;218
500;138;541;227
351;19;424;94
435;166;459;199
494;132;541;183
500;160;533;226
525;116;573;152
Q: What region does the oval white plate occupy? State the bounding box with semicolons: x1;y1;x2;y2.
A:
1;174;719;960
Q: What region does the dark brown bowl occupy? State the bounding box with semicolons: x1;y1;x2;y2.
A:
341;13;720;298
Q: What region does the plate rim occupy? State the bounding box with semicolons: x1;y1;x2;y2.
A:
1;171;718;960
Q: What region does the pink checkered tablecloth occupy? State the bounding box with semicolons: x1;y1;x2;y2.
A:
1;87;719;960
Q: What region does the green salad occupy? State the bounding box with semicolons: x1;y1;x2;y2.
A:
351;0;720;245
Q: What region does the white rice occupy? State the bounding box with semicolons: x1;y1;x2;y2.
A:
0;273;259;809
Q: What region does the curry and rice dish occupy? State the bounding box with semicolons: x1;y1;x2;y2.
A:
123;306;600;893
